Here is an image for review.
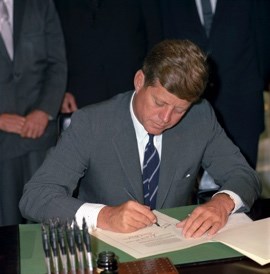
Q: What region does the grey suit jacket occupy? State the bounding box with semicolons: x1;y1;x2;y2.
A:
0;0;67;161
20;91;261;222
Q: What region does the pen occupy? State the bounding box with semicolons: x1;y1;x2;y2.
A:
66;222;76;274
57;223;68;274
82;217;93;273
124;189;161;227
49;220;59;274
41;224;51;274
74;218;85;272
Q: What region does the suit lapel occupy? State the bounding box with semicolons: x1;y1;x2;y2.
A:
176;1;208;42
178;0;206;39
209;0;222;38
112;100;144;203
207;0;229;39
0;35;11;61
157;122;196;209
156;132;180;208
13;0;26;54
189;0;205;33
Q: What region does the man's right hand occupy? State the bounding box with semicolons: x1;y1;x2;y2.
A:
97;201;158;233
0;113;25;134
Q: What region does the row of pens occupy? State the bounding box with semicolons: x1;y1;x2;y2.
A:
41;217;93;274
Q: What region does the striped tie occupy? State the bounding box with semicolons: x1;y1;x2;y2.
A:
0;0;13;59
142;134;160;209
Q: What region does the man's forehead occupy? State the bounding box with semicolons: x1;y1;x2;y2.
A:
152;87;191;109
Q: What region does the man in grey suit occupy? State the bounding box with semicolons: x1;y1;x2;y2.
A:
0;0;66;226
20;40;260;238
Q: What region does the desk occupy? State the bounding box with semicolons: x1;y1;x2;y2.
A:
1;199;270;274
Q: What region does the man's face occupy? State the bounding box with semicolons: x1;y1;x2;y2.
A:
133;70;192;135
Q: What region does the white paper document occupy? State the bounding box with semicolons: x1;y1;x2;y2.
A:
90;211;267;263
214;217;270;266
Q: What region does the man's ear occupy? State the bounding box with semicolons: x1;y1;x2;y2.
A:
134;70;145;93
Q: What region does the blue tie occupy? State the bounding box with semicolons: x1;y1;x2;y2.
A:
201;0;213;37
142;134;160;209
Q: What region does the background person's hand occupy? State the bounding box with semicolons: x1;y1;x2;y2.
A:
0;113;25;134
97;200;158;233
20;110;49;139
177;193;235;238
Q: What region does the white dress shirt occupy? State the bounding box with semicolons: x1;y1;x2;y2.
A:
1;0;13;29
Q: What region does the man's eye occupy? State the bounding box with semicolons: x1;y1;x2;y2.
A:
175;108;185;114
155;100;164;107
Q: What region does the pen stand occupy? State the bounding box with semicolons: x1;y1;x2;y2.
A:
41;218;94;274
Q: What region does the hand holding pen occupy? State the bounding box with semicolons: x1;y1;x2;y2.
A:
125;189;160;227
98;199;160;233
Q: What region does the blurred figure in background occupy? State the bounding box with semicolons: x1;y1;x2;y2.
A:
0;0;66;226
160;0;270;169
54;0;162;112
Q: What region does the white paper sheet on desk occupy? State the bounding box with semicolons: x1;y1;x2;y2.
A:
214;217;270;266
90;211;252;259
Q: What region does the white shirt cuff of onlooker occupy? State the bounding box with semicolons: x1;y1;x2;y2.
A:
75;203;106;230
215;190;244;213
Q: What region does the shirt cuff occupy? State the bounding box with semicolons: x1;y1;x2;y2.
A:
75;203;106;230
215;190;244;213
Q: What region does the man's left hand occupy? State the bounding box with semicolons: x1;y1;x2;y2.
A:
21;110;49;139
177;193;235;238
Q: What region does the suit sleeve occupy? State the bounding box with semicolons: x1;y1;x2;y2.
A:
19;109;91;222
33;0;67;118
200;101;261;211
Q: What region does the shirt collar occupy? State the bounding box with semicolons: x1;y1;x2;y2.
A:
3;0;13;25
130;91;148;143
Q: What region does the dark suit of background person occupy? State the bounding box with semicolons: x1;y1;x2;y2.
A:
19;90;260;224
0;0;67;226
53;0;162;109
160;0;270;168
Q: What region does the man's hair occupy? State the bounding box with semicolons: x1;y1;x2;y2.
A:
142;39;209;102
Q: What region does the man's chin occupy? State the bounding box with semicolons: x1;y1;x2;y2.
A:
148;126;167;135
145;123;171;135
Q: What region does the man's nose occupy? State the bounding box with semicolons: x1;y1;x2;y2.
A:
160;106;173;123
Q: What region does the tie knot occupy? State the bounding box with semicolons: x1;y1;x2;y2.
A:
148;134;154;144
